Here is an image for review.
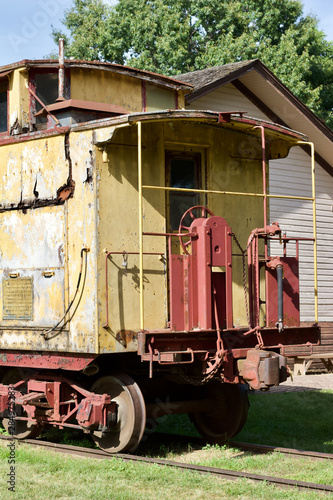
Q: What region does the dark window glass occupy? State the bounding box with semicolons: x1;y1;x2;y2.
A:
35;72;58;123
0;83;7;133
167;153;202;230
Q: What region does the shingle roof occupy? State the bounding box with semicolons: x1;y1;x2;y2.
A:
176;60;256;92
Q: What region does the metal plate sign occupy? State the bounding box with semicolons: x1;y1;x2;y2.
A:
3;278;33;320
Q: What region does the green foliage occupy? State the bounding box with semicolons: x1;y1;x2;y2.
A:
0;423;9;436
52;0;333;128
51;0;124;62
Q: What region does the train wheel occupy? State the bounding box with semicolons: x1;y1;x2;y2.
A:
90;373;146;454
190;383;249;444
1;369;42;439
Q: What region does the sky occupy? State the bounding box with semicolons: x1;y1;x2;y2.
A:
0;0;332;67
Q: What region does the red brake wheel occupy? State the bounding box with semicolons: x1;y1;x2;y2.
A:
178;205;214;254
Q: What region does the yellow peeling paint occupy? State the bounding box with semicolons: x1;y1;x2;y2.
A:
7;69;30;131
177;91;186;109
64;130;99;352
0;135;68;204
70;68;143;112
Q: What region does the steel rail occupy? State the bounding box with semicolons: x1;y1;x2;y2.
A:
0;436;332;494
229;441;333;461
154;433;333;461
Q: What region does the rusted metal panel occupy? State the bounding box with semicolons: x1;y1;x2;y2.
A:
0;126;70;146
0;350;97;370
3;278;33;320
266;257;300;327
169;214;234;333
195;224;212;330
169;255;186;331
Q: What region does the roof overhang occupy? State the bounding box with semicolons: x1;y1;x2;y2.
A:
91;109;307;147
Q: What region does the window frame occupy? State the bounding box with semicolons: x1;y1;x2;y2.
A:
29;68;70;128
165;149;206;232
0;78;9;136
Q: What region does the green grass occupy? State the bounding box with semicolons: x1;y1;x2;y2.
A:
236;390;333;453
0;389;332;499
0;441;330;500
154;389;333;454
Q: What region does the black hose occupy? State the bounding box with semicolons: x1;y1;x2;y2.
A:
41;248;89;339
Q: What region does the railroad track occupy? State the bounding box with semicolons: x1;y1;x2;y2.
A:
154;432;333;461
1;435;333;494
230;440;333;461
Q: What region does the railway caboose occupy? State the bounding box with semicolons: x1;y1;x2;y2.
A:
0;43;320;452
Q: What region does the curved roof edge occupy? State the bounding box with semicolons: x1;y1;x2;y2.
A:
0;59;193;92
89;109;308;145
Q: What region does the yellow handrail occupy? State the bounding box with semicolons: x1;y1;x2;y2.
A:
138;121;144;330
136;124;318;328
142;184;314;202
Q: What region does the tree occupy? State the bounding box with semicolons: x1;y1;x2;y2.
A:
52;0;333;128
52;0;124;62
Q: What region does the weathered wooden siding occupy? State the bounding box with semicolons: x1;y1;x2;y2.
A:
70;68;143;112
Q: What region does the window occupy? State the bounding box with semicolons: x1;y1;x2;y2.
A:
35;72;58;124
31;71;59;126
0;80;8;134
166;151;203;231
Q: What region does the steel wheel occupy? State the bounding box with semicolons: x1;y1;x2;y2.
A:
90;373;146;454
1;369;42;439
190;382;249;444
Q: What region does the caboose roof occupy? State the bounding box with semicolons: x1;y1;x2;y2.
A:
0;59;193;92
91;109;308;147
0;108;307;148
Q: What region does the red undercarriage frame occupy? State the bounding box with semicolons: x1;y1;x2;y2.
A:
0;373;116;434
138;325;320;388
